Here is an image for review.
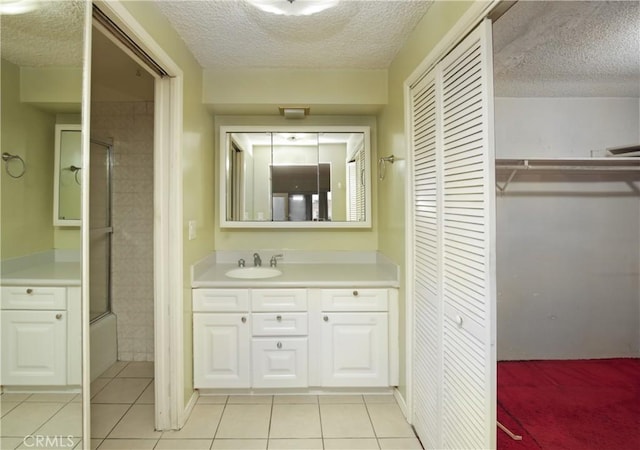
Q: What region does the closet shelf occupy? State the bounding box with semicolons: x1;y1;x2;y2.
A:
495;157;640;192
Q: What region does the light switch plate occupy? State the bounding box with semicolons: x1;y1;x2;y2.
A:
188;220;197;240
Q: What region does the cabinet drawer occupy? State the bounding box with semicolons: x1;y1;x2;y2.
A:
252;337;308;388
252;289;307;312
321;289;388;311
193;289;249;312
252;313;308;336
1;286;66;310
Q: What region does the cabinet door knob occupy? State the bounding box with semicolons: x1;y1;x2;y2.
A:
277;341;282;349
26;288;33;294
241;316;247;323
323;315;329;322
455;315;463;328
352;290;359;296
56;313;63;320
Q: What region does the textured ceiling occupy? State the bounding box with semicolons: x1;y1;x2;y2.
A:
0;0;84;67
493;0;640;97
153;0;433;69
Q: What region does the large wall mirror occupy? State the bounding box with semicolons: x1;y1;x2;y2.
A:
1;0;86;447
220;126;372;228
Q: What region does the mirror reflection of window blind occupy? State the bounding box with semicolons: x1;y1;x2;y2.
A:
356;146;366;221
347;162;357;221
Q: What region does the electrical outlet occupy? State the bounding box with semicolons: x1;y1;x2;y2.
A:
188;220;197;240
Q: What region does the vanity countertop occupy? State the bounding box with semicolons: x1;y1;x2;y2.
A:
1;252;81;286
192;252;400;289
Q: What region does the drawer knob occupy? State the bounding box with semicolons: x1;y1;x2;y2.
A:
56;313;63;320
276;315;282;321
241;316;247;323
323;315;329;322
352;290;359;296
277;341;282;349
26;288;33;294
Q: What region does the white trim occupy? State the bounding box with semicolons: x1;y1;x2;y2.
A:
90;0;185;432
403;0;501;430
80;4;92;448
219;125;372;229
393;387;409;420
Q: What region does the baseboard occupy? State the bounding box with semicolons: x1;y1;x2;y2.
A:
393;387;409;421
180;390;199;429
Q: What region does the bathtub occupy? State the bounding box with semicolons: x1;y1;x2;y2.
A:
90;312;118;381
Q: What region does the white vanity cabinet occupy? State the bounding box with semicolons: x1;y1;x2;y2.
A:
193;286;398;390
193;289;251;388
0;285;81;386
251;289;308;388
319;289;390;387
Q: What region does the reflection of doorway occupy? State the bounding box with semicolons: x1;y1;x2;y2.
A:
271;164;331;221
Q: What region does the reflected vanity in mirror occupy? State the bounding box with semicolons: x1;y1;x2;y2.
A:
1;0;85;446
54;124;82;226
220;126;372;228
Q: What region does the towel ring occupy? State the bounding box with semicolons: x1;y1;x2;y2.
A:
2;152;26;179
69;165;82;185
378;154;395;181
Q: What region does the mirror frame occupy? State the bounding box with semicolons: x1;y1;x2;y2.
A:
219;125;372;229
53;123;82;227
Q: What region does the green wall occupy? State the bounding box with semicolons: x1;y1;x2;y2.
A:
1;60;56;260
377;0;475;400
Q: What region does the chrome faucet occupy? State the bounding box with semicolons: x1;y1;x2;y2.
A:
270;254;283;267
253;253;262;267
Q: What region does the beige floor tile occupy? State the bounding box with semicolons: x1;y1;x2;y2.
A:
90;404;130;439
197;395;228;404
25;393;76;403
378;437;423;449
267;438;323;449
0;393;30;403
155;439;213;449
16;436;80;449
161;404;223;439
36;402;82;437
324;438;380;450
117;361;154;378
0;437;24;450
91;378;111;398
320;404;375;438
90;439;103;450
0;402;65;437
107;404;161;439
273;395;317;404
92;378;152;404
269;404;321;439
363;394;396;404
97;438;157;449
1;401;19;417
227;395;272;404
71;394;82;403
318;395;364;404
136;381;154;404
215;404;271;439
100;361;129;378
211;439;267;450
366;403;414;438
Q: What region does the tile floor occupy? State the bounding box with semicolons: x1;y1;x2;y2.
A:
3;361;423;450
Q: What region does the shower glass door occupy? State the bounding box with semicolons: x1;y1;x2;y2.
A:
89;139;112;321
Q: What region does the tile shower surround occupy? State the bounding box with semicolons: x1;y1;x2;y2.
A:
91;101;154;361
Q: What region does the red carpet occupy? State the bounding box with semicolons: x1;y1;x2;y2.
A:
497;358;640;450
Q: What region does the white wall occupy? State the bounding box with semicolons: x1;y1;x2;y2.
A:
496;97;640;360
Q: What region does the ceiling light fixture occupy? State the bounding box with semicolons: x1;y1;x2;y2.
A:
246;0;339;16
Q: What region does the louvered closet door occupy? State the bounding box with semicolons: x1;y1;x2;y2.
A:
440;19;496;450
410;19;496;449
410;69;442;449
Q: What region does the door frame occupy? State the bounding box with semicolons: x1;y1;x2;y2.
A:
402;0;500;430
82;1;185;446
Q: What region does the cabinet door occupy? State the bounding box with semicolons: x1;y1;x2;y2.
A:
193;313;250;388
252;337;308;388
321;312;388;387
1;310;67;385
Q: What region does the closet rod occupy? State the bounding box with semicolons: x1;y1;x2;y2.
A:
498;164;640;171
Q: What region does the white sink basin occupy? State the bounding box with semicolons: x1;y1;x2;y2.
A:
225;267;283;279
